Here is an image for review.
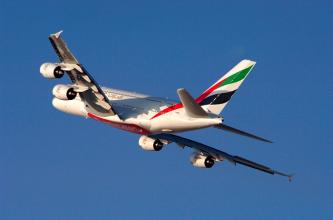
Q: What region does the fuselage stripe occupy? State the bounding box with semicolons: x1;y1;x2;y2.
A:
88;113;150;135
150;78;228;119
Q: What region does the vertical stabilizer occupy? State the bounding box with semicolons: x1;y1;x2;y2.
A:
196;60;256;115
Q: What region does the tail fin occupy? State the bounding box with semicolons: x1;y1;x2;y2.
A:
196;60;256;115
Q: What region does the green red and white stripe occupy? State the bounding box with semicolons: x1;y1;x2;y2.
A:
150;60;255;119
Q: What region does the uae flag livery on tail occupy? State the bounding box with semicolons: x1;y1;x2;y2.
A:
196;60;255;115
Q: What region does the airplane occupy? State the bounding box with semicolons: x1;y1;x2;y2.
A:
40;31;292;181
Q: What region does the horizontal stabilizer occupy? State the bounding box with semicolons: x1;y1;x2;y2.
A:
177;88;208;118
215;123;272;143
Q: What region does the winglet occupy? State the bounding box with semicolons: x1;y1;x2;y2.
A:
275;171;294;182
51;30;63;39
287;174;294;182
177;88;208;118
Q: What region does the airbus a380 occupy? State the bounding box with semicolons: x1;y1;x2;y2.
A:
40;31;292;181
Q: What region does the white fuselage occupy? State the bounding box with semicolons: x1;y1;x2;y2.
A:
52;86;222;134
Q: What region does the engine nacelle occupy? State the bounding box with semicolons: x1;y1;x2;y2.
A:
52;97;87;117
40;63;64;79
190;153;215;168
52;84;77;100
139;136;164;151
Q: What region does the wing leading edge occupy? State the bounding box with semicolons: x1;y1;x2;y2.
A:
149;133;292;181
48;31;119;117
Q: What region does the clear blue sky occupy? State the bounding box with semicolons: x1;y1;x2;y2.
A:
1;0;332;219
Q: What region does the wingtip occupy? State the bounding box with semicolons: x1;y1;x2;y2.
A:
275;170;294;182
261;138;273;143
50;30;63;38
288;174;294;182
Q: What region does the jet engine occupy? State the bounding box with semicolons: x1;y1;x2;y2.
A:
52;84;77;100
40;63;64;79
52;97;87;117
190;153;215;168
139;136;164;151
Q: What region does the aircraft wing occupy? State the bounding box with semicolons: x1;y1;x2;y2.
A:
150;133;292;181
48;31;118;117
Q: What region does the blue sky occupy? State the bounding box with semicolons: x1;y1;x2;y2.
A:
1;0;332;219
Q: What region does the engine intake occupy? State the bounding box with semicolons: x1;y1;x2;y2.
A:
40;63;64;79
190;153;215;168
52;84;77;100
139;136;164;151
